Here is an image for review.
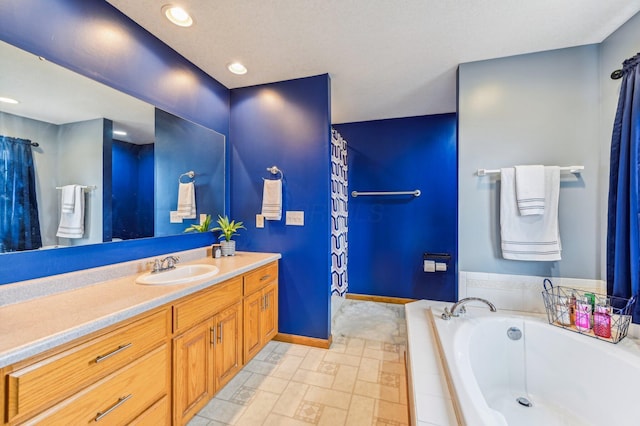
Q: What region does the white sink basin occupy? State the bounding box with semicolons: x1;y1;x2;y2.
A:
136;264;219;285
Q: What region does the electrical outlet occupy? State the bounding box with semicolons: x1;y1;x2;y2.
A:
170;211;183;223
285;211;304;226
256;214;264;228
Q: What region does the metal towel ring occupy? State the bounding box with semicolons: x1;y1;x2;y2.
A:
266;166;283;180
179;171;195;184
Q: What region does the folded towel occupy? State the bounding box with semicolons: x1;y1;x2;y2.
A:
56;185;85;239
515;165;545;215
60;185;75;214
177;182;196;219
262;179;282;220
500;166;561;261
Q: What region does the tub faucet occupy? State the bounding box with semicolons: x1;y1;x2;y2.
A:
441;297;497;320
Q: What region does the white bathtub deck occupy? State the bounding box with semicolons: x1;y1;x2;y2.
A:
405;300;458;425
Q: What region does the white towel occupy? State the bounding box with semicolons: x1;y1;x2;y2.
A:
500;166;561;261
177;182;196;219
262;179;282;220
515;165;545;216
56;185;85;238
60;185;75;214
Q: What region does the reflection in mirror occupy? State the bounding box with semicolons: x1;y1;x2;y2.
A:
0;40;225;253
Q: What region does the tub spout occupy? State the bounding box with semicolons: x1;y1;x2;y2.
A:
441;297;497;320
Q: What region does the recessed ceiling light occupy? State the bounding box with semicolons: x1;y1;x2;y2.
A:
227;62;248;75
0;97;19;104
113;130;127;136
162;5;193;27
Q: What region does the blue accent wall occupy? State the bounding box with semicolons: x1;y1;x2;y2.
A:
334;114;458;302
230;75;332;339
0;0;226;284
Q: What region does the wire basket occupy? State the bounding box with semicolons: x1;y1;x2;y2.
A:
541;279;636;344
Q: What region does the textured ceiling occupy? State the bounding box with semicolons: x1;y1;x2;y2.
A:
106;1;640;124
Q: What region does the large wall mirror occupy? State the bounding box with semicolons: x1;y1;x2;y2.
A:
0;40;226;254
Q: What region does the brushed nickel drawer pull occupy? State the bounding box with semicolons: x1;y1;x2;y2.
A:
266;293;269;309
210;327;216;346
94;394;132;422
259;274;271;281
218;323;223;343
95;343;132;363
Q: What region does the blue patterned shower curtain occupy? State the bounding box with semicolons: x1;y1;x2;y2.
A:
607;52;640;322
0;136;42;252
331;129;348;296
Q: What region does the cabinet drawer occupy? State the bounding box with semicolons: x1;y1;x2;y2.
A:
173;277;242;334
129;394;170;426
23;344;168;425
243;262;278;295
6;309;169;422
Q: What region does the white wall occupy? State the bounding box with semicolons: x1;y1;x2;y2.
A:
598;12;640;279
57;118;105;246
458;45;601;279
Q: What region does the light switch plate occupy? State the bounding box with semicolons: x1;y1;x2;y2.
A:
170;211;183;223
286;211;304;226
256;214;265;228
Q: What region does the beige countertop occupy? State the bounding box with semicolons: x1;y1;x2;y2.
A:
0;251;281;368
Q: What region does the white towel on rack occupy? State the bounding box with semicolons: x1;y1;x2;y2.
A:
262;179;282;220
515;165;545;216
177;182;196;219
500;167;561;261
56;185;85;238
60;184;76;214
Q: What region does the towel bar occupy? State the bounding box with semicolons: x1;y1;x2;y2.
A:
476;165;584;176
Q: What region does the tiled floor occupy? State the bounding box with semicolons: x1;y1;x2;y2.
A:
189;299;409;425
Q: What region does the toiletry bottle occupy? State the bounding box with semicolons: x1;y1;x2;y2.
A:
594;299;612;339
569;293;577;325
556;296;571;325
575;297;592;332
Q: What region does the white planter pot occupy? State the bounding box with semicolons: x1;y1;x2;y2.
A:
220;240;236;256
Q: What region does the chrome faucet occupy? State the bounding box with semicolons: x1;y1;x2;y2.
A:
147;256;180;273
441;297;497;320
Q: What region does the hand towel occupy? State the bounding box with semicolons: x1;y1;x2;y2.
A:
60;184;75;214
515;165;545;216
56;185;85;238
262;179;282;220
500;166;561;261
177;182;196;219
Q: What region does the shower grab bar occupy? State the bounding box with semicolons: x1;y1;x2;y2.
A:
351;190;421;198
476;165;584;176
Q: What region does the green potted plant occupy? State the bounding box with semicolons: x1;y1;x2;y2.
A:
212;215;245;256
183;214;212;233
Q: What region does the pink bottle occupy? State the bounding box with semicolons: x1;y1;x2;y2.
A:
594;303;612;338
575;299;592;332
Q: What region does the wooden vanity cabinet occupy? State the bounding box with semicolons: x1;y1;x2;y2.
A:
2;308;171;425
243;262;279;363
171;278;243;425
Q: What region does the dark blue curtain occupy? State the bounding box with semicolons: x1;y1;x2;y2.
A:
607;53;640;323
0;136;42;252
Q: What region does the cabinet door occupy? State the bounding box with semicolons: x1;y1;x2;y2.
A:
214;302;242;390
243;290;263;363
173;319;214;425
261;282;278;342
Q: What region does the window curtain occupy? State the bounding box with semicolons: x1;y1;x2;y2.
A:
607;52;640;322
0;136;42;252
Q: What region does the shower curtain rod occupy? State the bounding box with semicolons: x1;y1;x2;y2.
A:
3;137;39;147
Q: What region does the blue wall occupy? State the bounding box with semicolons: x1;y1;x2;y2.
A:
112;140;154;240
155;109;227;236
230;75;332;340
334;114;458;302
0;0;227;284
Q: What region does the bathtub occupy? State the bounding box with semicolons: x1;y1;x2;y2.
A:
429;306;640;425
